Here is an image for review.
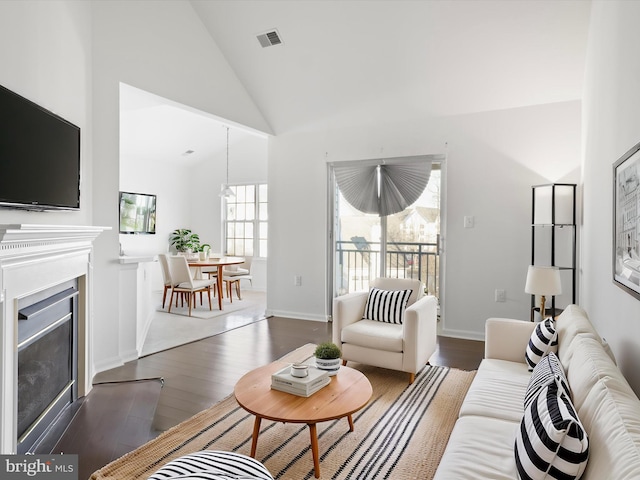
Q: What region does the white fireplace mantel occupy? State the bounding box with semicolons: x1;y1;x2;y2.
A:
0;224;109;453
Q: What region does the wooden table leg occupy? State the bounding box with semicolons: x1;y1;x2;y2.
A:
216;268;224;310
308;423;320;478
347;414;354;432
250;416;262;457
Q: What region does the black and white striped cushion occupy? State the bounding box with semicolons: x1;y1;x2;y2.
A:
148;450;274;480
524;352;571;409
515;379;589;480
525;317;558;371
363;287;413;324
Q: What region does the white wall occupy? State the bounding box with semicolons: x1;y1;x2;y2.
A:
267;101;582;334
582;0;640;394
0;1;93;227
91;0;270;371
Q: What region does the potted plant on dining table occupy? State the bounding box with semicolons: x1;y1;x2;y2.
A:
169;229;200;260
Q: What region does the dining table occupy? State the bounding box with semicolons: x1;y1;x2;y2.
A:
187;256;244;310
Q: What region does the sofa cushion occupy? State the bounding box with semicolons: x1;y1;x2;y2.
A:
555;305;602;366
515;378;589;480
524;352;571;409
363;287;412;324
525;318;558;370
433;416;519;480
458;359;530;422
341;319;403;352
565;336;640;480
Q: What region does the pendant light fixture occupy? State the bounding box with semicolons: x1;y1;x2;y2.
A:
220;126;235;198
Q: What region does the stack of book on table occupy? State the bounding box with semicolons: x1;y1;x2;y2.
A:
271;365;330;397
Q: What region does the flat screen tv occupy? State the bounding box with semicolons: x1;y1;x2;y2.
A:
119;191;156;234
0;84;81;210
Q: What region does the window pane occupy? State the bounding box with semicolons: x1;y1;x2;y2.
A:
259;240;267;258
227;223;235;237
259;222;268;239
259;184;268;201
246;203;255;221
259;203;268;220
245;223;254;238
246;185;255;199
227;204;236;221
236;204;246;221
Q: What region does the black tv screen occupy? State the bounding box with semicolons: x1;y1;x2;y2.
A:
0;84;81;210
119;192;156;234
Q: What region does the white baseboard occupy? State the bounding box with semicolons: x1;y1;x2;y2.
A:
265;309;328;322
438;327;484;342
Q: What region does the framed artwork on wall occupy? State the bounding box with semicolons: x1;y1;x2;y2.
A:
613;141;640;299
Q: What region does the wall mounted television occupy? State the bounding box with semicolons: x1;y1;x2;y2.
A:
119;191;156;234
0;84;81;210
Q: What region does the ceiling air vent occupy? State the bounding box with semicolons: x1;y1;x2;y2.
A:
257;29;283;48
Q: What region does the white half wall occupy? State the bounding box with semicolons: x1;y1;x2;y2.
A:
267;101;582;333
582;0;640;395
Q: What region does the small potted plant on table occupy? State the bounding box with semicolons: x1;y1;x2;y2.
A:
169;229;200;260
314;342;342;376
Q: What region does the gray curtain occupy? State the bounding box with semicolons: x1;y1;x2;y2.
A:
334;159;432;216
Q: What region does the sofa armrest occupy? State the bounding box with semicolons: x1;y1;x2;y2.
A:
332;291;368;345
403;295;438;372
485;317;537;363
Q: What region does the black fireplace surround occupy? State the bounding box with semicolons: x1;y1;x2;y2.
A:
17;280;78;454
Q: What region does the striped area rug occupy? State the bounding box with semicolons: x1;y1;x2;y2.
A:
91;345;475;480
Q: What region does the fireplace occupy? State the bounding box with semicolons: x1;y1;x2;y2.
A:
0;224;107;453
17;281;78;453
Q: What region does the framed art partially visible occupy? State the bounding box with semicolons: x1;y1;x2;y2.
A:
613;141;640;300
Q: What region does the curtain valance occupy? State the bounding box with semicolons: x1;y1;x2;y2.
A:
333;158;432;216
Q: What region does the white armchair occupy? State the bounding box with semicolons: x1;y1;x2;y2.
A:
332;278;438;384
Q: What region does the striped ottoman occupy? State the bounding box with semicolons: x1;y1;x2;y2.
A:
148;450;274;480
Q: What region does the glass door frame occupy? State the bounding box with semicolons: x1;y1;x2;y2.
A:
326;155;446;319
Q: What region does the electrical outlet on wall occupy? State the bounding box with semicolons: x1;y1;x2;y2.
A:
495;289;506;302
294;275;302;286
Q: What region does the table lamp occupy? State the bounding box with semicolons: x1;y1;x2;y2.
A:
525;265;562;319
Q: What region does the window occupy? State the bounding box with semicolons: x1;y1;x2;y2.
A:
224;184;268;257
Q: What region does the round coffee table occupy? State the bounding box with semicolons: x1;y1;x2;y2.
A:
234;361;372;479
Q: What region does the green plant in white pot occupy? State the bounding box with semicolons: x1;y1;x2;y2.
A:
169;229;200;256
314;342;342;376
198;244;211;260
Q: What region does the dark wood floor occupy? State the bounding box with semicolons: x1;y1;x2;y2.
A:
53;316;484;480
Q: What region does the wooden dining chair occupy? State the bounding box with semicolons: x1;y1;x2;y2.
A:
167;255;216;316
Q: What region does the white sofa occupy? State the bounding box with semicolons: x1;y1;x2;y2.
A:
434;305;640;479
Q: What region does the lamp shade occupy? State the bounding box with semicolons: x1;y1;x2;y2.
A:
525;266;562;296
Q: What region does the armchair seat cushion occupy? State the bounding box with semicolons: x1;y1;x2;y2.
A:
341;319;404;353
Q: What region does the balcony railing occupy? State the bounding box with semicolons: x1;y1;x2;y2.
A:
335;237;440;298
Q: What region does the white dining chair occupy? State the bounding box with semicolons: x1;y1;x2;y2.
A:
167;255;216;316
222;256;253;302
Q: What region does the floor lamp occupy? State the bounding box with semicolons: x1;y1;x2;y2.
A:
525;265;562;320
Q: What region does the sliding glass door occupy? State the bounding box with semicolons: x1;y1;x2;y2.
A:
329;156;444;311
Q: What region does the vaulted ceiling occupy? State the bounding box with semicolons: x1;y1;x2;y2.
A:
191;0;591;135
121;1;591;164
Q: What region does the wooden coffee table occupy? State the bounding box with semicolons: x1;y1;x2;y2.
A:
234;361;373;478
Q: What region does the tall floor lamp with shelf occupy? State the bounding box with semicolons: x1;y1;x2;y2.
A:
530;183;577;320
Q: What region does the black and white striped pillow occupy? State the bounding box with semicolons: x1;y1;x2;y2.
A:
515;379;589;480
148;450;274;480
525;317;558;371
363;287;413;324
524;352;571;409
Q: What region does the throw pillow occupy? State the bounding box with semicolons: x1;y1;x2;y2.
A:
515;378;589;480
525;317;558;371
148;450;274;480
363;287;413;325
524;352;571;409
